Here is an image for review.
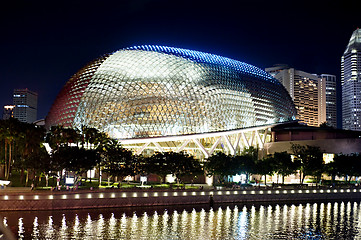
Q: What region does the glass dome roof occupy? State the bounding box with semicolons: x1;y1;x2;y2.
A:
46;46;296;139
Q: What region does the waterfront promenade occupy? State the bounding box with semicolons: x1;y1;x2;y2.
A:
1;185;361;211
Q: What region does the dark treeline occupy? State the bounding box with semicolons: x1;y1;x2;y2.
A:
1;118;360;187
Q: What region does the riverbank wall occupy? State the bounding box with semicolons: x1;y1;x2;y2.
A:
1;187;361;211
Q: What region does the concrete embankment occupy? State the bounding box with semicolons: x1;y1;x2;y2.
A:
1;187;361;211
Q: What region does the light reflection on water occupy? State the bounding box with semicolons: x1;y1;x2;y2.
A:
2;201;361;239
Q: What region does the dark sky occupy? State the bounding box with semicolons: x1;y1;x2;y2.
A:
1;0;360;120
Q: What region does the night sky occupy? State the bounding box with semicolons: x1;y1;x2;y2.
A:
1;0;360;123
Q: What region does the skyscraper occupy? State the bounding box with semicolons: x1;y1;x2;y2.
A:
320;74;337;128
13;89;38;123
341;29;361;130
266;65;325;127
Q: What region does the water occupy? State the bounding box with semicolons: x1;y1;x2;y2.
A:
2;201;361;239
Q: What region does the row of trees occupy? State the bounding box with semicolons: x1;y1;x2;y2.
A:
1;118;361;187
0;118;203;186
205;144;361;185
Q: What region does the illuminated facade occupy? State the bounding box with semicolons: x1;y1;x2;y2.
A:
13;89;38;123
266;65;325;127
2;105;14;120
342;29;361;130
46;46;296;157
320;74;337;128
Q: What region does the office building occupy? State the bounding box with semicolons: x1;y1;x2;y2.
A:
320;74;337;128
2;105;15;120
266;65;325;127
13;89;38;123
341;29;361;130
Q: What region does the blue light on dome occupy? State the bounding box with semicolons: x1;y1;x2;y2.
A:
125;45;276;83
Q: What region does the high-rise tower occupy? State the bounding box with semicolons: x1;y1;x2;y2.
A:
13;89;38;123
266;65;325;127
320;74;337;128
342;29;361;130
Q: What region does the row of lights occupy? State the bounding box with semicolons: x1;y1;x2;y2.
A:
1;188;360;201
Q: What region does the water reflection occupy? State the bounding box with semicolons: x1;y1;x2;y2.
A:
2;201;361;239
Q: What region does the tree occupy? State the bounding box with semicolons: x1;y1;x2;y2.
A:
254;155;276;185
238;146;258;181
52;145;100;178
204;152;233;183
291;143;324;184
102;141;135;183
165;151;203;184
331;153;361;182
0;118;25;180
273;151;298;184
21;124;46;185
80;126;100;148
144;152;173;184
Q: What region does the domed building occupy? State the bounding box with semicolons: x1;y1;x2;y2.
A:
46;46;296;158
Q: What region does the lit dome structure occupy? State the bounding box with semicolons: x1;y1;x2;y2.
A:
46;46;295;157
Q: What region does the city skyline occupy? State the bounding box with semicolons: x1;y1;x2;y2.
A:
1;0;360;120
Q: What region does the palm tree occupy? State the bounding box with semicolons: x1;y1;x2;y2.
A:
80;126;100;149
0;118;24;180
